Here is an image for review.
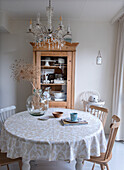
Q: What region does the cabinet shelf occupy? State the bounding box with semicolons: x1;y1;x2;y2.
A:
41;66;67;69
41;83;66;86
50;101;66;103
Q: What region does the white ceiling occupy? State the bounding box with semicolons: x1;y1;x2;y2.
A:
0;0;124;21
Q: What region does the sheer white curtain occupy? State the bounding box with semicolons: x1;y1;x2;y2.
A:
112;15;124;140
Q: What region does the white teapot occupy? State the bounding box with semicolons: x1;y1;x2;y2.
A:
88;95;99;103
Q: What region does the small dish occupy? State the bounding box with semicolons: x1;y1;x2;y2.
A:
30;112;44;116
52;112;63;118
38;116;49;121
58;58;65;64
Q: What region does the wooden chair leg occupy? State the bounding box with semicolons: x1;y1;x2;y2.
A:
100;164;104;170
7;164;9;170
19;160;22;170
92;163;95;170
106;163;109;170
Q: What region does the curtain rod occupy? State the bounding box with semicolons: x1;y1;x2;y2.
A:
111;7;124;24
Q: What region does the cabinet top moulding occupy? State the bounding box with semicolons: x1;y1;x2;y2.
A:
30;41;79;52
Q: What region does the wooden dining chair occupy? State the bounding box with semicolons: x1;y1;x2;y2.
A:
83;115;120;170
90;105;108;127
0;106;22;170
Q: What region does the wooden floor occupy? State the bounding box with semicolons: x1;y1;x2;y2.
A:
1;137;124;170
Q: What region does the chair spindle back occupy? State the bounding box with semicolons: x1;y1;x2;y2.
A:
0;106;16;130
90;105;108;127
104;115;120;160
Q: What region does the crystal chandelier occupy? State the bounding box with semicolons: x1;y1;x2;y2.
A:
28;0;72;49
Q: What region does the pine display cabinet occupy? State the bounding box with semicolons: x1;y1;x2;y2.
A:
31;42;79;109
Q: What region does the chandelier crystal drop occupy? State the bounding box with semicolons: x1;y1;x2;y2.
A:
28;0;72;49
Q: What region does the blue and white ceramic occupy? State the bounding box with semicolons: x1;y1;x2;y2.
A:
70;113;78;122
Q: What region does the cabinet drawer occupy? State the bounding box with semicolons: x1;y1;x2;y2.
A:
49;101;67;108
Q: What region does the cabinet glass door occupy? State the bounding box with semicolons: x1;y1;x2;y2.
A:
40;56;67;102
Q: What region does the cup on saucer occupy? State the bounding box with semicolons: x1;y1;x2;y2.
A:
70;113;78;122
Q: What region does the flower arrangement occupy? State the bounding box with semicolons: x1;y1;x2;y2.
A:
10;59;49;114
10;59;40;90
10;59;40;82
10;59;50;113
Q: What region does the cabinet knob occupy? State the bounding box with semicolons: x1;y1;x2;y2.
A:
68;80;70;81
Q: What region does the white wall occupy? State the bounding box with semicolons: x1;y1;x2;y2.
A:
70;21;118;133
0;20;118;133
0;20;33;112
0;12;10;32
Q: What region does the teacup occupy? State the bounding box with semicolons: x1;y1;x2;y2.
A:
70;113;78;121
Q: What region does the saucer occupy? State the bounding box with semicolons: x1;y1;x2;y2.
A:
64;117;82;123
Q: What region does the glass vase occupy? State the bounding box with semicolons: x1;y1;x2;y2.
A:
26;89;49;116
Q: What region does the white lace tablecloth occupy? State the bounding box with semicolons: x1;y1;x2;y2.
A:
0;108;106;161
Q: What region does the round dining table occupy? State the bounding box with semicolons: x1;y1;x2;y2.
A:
0;108;106;170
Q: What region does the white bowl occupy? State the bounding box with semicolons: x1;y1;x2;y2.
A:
58;58;65;64
54;92;65;99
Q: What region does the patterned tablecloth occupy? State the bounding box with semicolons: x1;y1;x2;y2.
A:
0;108;106;161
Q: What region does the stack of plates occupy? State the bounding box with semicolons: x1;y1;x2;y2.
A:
54;98;65;101
54;79;65;84
53;92;66;101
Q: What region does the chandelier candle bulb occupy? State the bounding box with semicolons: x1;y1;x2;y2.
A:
29;19;32;30
60;16;62;21
37;13;40;24
67;26;71;33
60;16;63;26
